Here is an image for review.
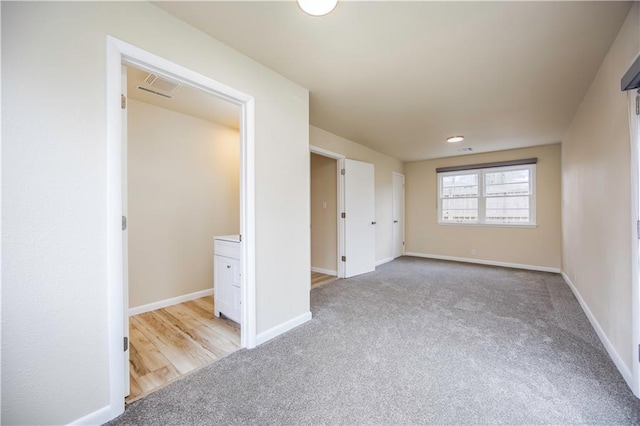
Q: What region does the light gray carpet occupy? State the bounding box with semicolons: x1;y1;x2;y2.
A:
109;257;640;425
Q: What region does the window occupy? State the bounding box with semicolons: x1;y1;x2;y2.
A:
438;163;536;226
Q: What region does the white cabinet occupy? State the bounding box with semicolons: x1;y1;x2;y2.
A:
214;235;241;325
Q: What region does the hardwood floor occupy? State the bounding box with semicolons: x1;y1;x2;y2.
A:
126;296;240;403
311;271;338;288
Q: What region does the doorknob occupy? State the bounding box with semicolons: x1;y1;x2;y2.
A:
394;220;398;223
371;221;377;225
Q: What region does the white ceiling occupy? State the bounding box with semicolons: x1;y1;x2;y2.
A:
127;65;240;129
154;1;631;162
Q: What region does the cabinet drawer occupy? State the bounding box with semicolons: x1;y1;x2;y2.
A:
214;240;240;259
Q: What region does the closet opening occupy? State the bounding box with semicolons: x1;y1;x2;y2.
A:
310;147;346;288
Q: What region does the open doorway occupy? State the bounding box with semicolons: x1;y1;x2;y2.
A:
310;152;339;287
123;63;242;402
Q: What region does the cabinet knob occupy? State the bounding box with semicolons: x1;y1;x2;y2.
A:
227;265;231;269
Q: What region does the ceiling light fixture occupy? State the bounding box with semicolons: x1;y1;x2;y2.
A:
447;135;464;143
297;0;338;16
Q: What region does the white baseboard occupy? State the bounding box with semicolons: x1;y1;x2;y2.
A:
129;289;214;316
311;266;337;276
405;252;561;273
69;404;116;425
375;256;394;267
256;311;312;346
561;272;633;389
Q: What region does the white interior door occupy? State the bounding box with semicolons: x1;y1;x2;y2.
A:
344;159;375;277
121;64;130;397
392;172;405;258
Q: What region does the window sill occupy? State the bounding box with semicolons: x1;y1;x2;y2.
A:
437;222;538;229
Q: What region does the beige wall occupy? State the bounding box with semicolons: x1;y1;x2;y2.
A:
2;2;309;424
128;99;240;308
561;3;640;373
310;153;338;273
405;144;562;270
310;126;404;263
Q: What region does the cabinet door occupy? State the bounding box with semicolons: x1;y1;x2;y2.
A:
214;255;235;320
232;258;241;288
232;258;242;324
232;285;242;325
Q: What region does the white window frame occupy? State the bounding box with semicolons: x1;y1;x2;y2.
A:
438;164;536;227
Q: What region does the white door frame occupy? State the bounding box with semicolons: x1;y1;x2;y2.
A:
120;64;130;397
392;172;405;258
309;145;345;278
106;36;257;418
628;90;640;398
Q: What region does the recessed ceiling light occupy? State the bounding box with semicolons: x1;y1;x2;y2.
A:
297;0;338;16
447;136;464;143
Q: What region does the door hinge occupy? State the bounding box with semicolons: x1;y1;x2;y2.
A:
637;220;640;240
341;256;346;262
341;212;346;219
121;94;127;110
124;336;129;352
341;168;345;175
638;344;640;362
403;241;405;246
239;234;242;242
636;95;639;116
122;215;127;231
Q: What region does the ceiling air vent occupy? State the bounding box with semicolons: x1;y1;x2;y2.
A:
136;86;173;99
142;73;182;95
457;147;473;153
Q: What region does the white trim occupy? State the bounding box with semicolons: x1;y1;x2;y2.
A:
337;158;345;278
256;312;312;346
628;90;640;397
106;36;257;421
121;64;130;397
309;145;345;160
311;267;338;276
562;272;634;389
375;257;394;267
105;36;125;422
240;97;257;350
405;252;560;273
128;289;214;316
437;222;537;229
68;405;112;426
